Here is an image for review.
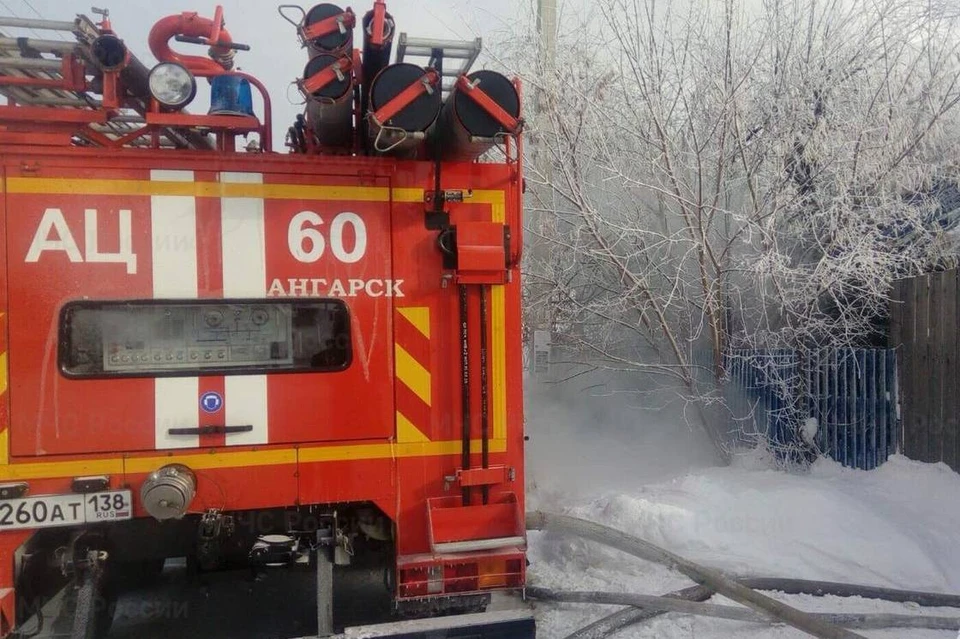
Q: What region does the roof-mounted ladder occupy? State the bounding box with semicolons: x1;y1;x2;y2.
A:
395;35;481;98
0;12;212;149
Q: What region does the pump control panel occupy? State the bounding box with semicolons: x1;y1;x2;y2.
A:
99;303;293;371
59;299;351;378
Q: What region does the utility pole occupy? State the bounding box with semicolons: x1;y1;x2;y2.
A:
537;0;556;81
531;0;558;378
535;0;557;117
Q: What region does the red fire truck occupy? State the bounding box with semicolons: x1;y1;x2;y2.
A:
0;3;532;637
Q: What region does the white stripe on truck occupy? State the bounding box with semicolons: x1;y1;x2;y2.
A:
150;169;200;450
220;172;269;447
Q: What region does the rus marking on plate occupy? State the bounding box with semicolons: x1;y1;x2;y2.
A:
200;391;223;413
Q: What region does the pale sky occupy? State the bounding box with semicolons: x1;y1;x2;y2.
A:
5;0;532;150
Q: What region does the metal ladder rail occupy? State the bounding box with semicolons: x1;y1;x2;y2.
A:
0;14;96;107
0;36;147;145
396;34;482;99
0;14;194;148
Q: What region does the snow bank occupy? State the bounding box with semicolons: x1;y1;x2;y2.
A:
528;453;960;638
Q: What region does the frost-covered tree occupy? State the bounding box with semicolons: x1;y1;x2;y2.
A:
492;0;960;452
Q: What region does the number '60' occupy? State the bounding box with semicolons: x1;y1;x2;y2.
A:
288;211;367;264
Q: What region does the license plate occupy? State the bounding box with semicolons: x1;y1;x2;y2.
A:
0;490;132;531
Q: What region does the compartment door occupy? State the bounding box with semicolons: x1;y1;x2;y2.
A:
6;166;396;456
257;172;396;445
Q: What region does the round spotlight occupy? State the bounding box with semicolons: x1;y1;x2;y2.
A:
148;62;197;110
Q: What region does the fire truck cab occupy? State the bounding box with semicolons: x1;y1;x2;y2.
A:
0;4;532;638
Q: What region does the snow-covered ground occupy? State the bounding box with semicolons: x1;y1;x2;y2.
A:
524;382;960;638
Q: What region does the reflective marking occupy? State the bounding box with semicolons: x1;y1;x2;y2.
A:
0;351;7;396
398;307;430;339
395;345;431;406
396;411;429;443
224;376;269;447
220;172;266;297
0;438;510;480
151;169;199;449
6;177;424;203
492;285;506;440
156;377;200;449
220;172;269;447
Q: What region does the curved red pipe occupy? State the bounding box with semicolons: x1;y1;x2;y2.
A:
148;10;234;75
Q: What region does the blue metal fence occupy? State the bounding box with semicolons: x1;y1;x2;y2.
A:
724;348;899;470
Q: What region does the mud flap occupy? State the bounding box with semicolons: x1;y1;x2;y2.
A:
336;610;536;638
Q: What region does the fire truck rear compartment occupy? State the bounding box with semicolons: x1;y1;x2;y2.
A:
0;2;531;637
5;168;397;458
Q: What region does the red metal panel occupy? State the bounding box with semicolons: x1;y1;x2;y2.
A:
0;531;31;635
0;161;8;466
386;162;528;560
261;173;394;444
0;132;72;146
144;112;260;133
457;465;509;487
297;457;395;505
428;495;520;545
456;221;506;284
7;166;156;457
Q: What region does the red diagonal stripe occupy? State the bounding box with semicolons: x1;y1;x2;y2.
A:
395;382;432;437
395;312;431;371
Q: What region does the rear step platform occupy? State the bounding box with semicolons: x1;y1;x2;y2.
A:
331;609;536;638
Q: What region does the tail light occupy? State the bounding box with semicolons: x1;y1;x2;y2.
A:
397;555;524;598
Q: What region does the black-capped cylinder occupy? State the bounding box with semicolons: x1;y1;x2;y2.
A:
429;70;520;162
360;7;395;114
90;33;152;99
303;53;355;149
91;34;128;71
368;63;441;157
303;3;354;56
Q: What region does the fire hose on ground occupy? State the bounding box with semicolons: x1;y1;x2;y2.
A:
559;580;960;639
525;511;960;639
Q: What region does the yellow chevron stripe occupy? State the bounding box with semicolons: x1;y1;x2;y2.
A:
396;411;430;443
0;352;7;397
398;307;430;339
395;344;431;406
